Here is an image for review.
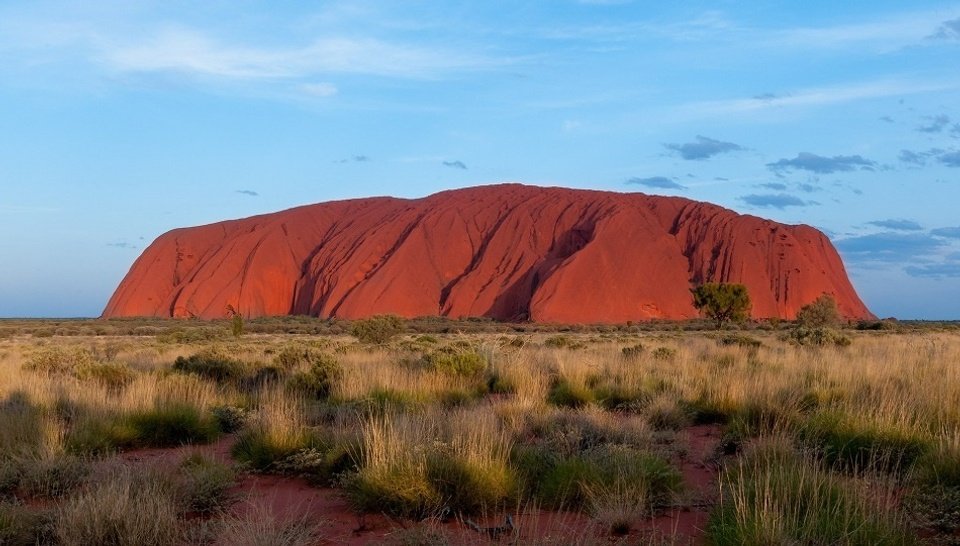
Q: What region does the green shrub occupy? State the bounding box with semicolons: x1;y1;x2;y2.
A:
345;467;442;520
172;347;247;382
788;327;851;347
426;451;516;514
651;347;677;361
905;484;960;535
350;315;405;344
127;404;220;448
287;353;342;399
535;446;681;510
273;444;356;486
485;370;516;395
52;471;180;546
0;501;52;546
211;405;248;433
177;454;235;514
620;344;644;359
65;415;140;455
19;455;90;498
799;413;929;474
75;362;137;390
232;427;322;472
420;348;486;377
717;334;762;349
708;439;915;545
544;335;585;349
23;347;96;375
547;378;595;408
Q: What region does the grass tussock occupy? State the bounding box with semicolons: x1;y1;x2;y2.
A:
52;468;181;546
709;436;915;545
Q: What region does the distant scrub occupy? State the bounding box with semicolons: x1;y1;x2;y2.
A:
350;315;405;344
172;348;247;383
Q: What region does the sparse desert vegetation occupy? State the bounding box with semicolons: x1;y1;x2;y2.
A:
0;317;958;544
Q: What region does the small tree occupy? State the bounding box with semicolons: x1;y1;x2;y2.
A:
795;293;840;328
691;283;751;329
226;304;243;339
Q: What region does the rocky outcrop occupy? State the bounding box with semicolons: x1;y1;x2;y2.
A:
103;184;872;322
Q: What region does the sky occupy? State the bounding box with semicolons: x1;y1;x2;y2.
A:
1;1;959;319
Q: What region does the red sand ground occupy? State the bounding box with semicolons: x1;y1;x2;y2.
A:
103;184;871;323
110;424;724;545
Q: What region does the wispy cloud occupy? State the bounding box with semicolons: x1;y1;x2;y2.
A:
626;176;686;190
0;205;61;213
442;160;467;170
101;27;507;80
107;241;137;249
940;151;960;167
836;232;947;263
932;227;960;239
298;82;338;97
867;219;923;231
929;17;960;39
336;155;370;163
682;79;958;117
739;193;812;209
663;135;743;160
767;152;875;174
918;114;950;133
235;189;259;196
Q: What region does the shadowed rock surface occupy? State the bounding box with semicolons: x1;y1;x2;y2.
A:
103;184;872;322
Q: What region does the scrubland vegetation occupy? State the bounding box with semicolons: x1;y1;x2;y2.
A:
0;316;958;544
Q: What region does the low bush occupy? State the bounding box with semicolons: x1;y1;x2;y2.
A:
79;362;137;390
172;348;247;383
211;405;248;433
651;347;677;361
620;344;644;359
547;378;595;408
0;501;52;546
717;334;762;349
534;445;681;510
18;454;90;498
544;335;585;350
287;353;342;399
217;502;322;546
273;443;356;486
799;412;929;474
787;327;851;347
177;453;236;514
350;315;405;344
420;348;486;377
126;403;221;448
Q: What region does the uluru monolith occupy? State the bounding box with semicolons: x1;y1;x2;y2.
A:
103;184;872;322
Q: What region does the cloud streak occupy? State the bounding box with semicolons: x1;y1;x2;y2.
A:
836;232;947;263
626;176;686;189
663;135;743;160
442;160;467;170
867;219;923;231
739;193;812;209
682;79;960;117
767;152;875;174
102;27;508;80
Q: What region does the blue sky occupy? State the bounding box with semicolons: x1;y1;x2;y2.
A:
1;1;959;319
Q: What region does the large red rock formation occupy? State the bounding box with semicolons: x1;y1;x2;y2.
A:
103;184;872;322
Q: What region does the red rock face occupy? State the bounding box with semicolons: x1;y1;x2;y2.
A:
102;184;872;322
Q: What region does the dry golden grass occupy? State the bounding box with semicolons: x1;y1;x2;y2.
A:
0;326;958;543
